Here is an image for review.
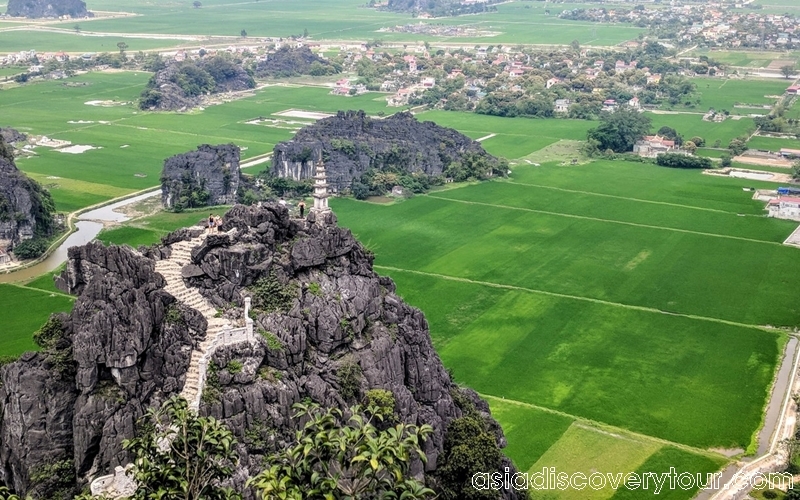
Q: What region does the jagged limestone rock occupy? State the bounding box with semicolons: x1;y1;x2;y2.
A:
1;203;520;499
272;110;497;191
160;144;241;210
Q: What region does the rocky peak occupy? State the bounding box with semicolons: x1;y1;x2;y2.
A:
6;0;92;18
0;136;56;252
272;110;497;191
1;204;520;498
160;144;241;210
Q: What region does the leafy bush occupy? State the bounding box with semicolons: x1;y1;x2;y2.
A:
227;360;243;374
337;359;362;400
12;238;48;260
307;282;322;297
33;315;74;375
250;272;296;313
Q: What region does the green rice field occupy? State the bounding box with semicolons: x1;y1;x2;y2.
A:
326;158;799;489
0;283;74;356
33;0;644;47
686;78;791;114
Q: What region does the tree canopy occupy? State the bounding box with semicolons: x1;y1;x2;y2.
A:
586;107;652;153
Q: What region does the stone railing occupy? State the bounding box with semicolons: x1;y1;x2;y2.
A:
89;465;136;498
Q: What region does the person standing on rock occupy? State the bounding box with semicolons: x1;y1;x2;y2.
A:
208;213;215;233
299;200;306;218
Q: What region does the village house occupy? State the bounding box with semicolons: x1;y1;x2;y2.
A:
602;99;618;112
628;96;640;109
546;77;563;89
787;85;800;96
633;135;676;158
554;99;571;113
768;197;800;220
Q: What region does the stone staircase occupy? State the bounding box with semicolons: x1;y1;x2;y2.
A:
153;231;231;409
92;228;257;497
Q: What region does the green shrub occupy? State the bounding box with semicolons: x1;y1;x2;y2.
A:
258;329;283;351
165;305;184;325
307;282;322;297
365;389;396;421
227;360;243;374
250;272;296;313
337;360;362;400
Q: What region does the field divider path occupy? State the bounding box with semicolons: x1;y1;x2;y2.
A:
502;180;738;214
426;194;784;246
374;265;779;333
480;394;728;460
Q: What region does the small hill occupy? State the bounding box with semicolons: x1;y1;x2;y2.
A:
160;144;241;211
272;110;504;191
139;56;255;111
6;0;92;18
0;136;56;258
255;46;339;78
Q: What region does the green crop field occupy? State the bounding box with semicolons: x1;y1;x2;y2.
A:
748;135;800;152
327;159;797;477
32;0;643;47
0;283;74;356
685;78;790;115
0;30;186;53
647;113;753;147
690;50;800;68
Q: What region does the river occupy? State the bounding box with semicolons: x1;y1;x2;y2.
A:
0;190;161;284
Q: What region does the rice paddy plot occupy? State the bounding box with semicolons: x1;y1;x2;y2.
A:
0;29;186;53
0;283;74;357
646;113;754;148
376;269;780;450
687;78;790;115
46;0;643;46
748;135;800;152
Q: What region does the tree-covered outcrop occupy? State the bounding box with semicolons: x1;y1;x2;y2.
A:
382;0;502;16
139;55;255;111
272;110;506;194
160;144;241;211
255;46;340;78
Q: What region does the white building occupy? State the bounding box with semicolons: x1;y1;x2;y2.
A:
768;197;800;220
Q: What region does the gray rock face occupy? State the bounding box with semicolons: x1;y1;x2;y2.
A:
0;204;520;499
272;110;496;191
255;46;337;78
0;145;55;251
0;127;26;144
160;144;241;210
6;0;92;18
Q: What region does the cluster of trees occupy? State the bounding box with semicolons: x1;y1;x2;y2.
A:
255;46;340;78
655;152;712;169
475;92;554;118
351;169;440;199
384;0;501;16
586;107;652;153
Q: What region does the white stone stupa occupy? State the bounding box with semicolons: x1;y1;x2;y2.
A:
311;158;332;216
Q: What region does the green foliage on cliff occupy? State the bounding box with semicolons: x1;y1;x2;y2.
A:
124;396;242;500
248;402;434;499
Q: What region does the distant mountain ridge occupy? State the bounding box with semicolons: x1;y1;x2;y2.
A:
6;0;92;18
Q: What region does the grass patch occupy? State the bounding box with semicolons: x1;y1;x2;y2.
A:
487;399;573;471
0;284;74;356
609;447;728;499
528;424;661;500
